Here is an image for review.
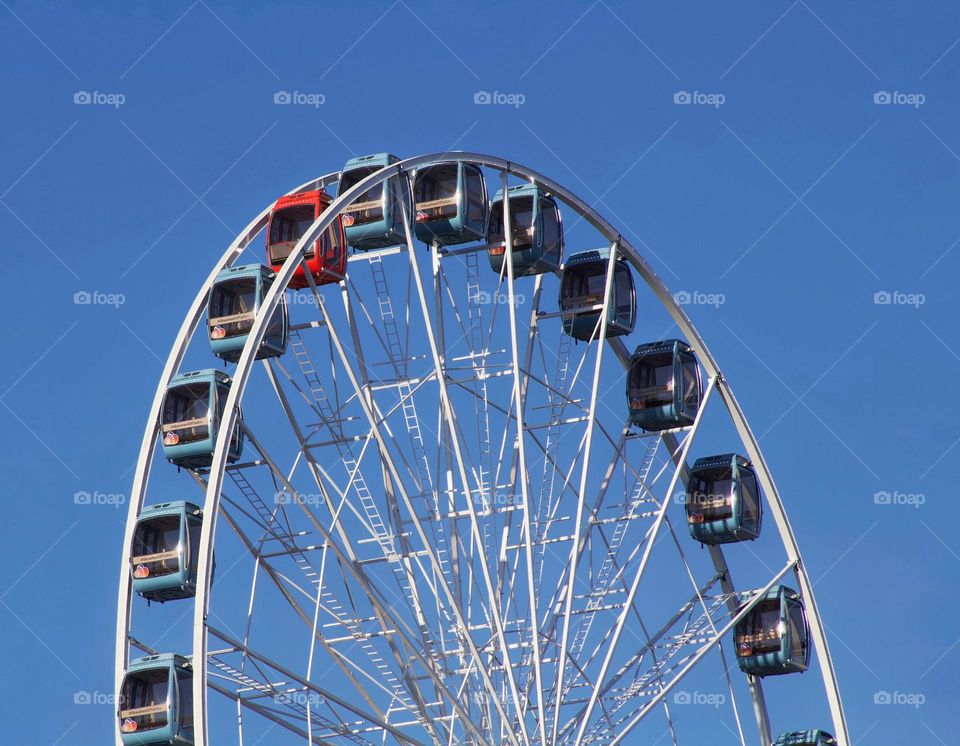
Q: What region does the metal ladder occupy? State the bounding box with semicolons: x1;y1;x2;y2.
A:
227;468;320;586
532;326;574;586
369;255;435;501
286;328;436;712
225;467;421;720
581;592;734;745
208;655;376;746
367;256;457;593
516;324;575;711
288;330;398;562
563;435;662;684
465;249;495;513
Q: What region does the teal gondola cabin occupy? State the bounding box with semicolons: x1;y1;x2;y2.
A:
685;453;762;544
773;731;837;746
487;183;563;277
339;153;409;250
160;370;244;468
130;501;204;602
413;161;487;246
208;264;288;363
627;339;701;431
734;585;811;677
119;653;194;745
559;248;636;341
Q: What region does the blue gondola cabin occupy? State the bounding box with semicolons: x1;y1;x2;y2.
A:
161;370;243;469
413;161;487;246
685;454;762;544
559;248;636;341
130;502;204;602
487;183;563;277
267;190;345;290
339;153;408;250
207;264;288;363
774;732;837;746
627;339;701;431
119;654;194;745
734;585;811;677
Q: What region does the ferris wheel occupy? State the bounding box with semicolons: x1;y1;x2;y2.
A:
114;152;849;746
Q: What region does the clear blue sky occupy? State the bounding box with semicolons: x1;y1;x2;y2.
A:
0;1;957;743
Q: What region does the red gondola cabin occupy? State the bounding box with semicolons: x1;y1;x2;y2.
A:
266;190;346;290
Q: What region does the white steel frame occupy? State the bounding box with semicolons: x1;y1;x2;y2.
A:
115;153;848;746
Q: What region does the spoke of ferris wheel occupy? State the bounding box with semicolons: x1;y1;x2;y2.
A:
237;423;468;743
513;413;681;661
548;241;621;744
661;517;748;746
205;625;427;746
570;375;717;744
556;514;721;742
343;275;441;503
661;427;764;744
536;448;673;736
304;219;524;746
255;402;454;728
396;176;532;744
491;170;547;742
482;302;546;686
555;569;729;743
207;679;346;746
305;533;330;746
436;252;507;594
270;353;443;528
215;505;390;724
249;373;399;606
266;299;453;686
427;241;492;728
548;441;672;697
604;559;798;746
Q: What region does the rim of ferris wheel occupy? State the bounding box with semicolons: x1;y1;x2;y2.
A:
129;501;203;602
207;264;289;363
412;160;488;246
116;152;850;746
338;152;409;250
266;189;346;289
626;338;703;432
734;584;812;677
686;452;764;545
160;369;243;469
487;182;564;277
